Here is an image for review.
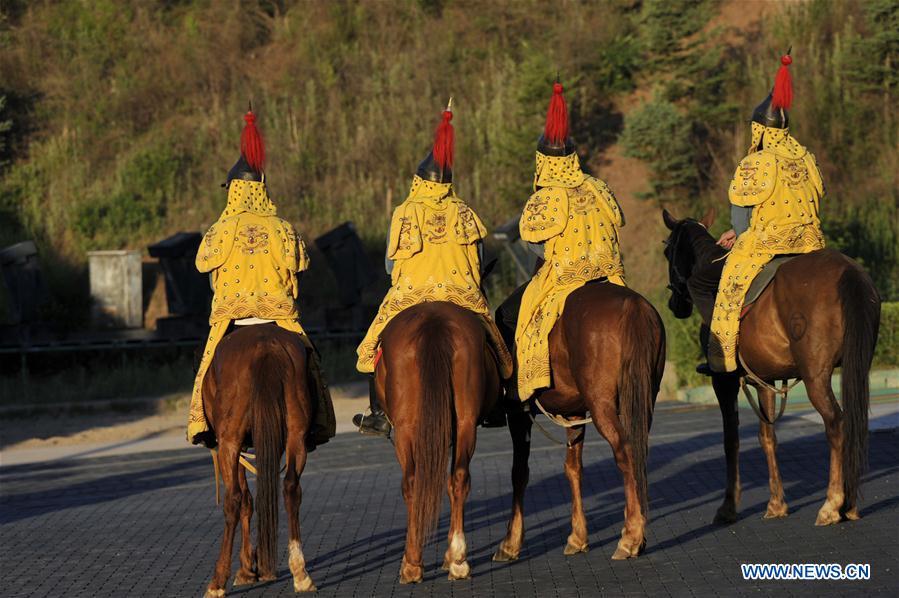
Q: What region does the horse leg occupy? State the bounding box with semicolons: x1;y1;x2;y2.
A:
442;419;475;580
284;438;315;591
493;407;532;562
712;373;741;524
803;375;846;526
563;425;589;555
205;443;241;598
757;387;788;518
396;428;424;584
592;401;645;560
232;466;258;586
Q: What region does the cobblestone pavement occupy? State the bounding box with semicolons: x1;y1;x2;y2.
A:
2;402;897;597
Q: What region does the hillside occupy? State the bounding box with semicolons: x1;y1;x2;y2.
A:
1;0;896;326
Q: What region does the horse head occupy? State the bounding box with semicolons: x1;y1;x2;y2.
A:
661;208;716;319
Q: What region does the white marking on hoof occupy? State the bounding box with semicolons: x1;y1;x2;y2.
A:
204;589;225;598
448;560;470;580
294;574;316;592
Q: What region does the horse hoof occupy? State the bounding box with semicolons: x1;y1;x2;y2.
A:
763;504;789;519
492;545;520;562
293;574;316;592
447;560;470;580
844;507;861;521
563;540;589;556
399;559;423;584
233;571;258;587
713;507;737;525
815;508;841;526
441;556;450;571
611;538;645;560
204;588;225;598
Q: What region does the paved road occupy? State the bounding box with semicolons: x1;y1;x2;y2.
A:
2;402;897;597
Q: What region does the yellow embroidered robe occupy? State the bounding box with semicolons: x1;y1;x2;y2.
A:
710;124;825;372
187;179;312;442
356;175;513;377
514;151;626;400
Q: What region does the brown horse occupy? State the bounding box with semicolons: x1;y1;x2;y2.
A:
662;209;880;525
493;281;666;562
372;301;502;583
202;324;317;597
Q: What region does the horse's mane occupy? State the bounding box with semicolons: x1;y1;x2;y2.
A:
684;221;727;269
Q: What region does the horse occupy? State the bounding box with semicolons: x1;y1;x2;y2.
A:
661;209;880;525
372;301;503;583
493;281;666;562
202;324;317;597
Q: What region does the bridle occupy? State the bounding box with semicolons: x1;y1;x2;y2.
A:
665;222;693;305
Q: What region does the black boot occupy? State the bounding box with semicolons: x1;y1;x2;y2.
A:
480;402;507;428
353;377;392;437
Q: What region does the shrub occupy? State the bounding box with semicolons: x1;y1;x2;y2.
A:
875;302;899;367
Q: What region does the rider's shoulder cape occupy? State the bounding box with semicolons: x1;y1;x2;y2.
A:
730;141;824;208
387;198;487;261
196;214;309;274
729;150;779;207
520;187;569;243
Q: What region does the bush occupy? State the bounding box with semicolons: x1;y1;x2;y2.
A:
620;94;700;207
875;302;899;367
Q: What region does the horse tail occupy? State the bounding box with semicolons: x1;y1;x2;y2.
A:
252;347;287;577
838;265;880;511
618;296;664;518
412;316;454;543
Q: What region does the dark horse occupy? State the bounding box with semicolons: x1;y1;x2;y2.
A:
662;209;880;525
372;301;503;583
202;324;317;597
493;281;666;562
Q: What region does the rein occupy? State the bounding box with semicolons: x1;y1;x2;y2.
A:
737;353;802;425
527;399;591;447
210;448;286;505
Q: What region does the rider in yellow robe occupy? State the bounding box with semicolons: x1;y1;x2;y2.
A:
354;101;513;435
496;82;626;401
709;53;825;372
188;109;335;447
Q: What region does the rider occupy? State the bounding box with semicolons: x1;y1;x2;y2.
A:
496;81;626;402
188;106;336;449
706;51;825;373
353;99;513;436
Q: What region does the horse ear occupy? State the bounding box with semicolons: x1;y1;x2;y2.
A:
700;207;717;229
662;209;679;230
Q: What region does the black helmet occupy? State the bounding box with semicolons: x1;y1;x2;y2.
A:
226;155;262;184
416;150;452;183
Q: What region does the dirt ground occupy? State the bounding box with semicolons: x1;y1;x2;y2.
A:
0;382;369;454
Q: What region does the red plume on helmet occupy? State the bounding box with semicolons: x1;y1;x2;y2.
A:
771;51;793;110
544;82;569;145
240;103;266;173
432;97;455;170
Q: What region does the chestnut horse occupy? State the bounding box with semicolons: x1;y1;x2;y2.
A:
662;210;880;525
373;301;502;583
493;281;666;562
202;324;317;597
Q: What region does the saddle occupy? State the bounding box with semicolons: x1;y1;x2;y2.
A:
739;254;799;319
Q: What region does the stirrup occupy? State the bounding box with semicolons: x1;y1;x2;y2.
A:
352;408;392;438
